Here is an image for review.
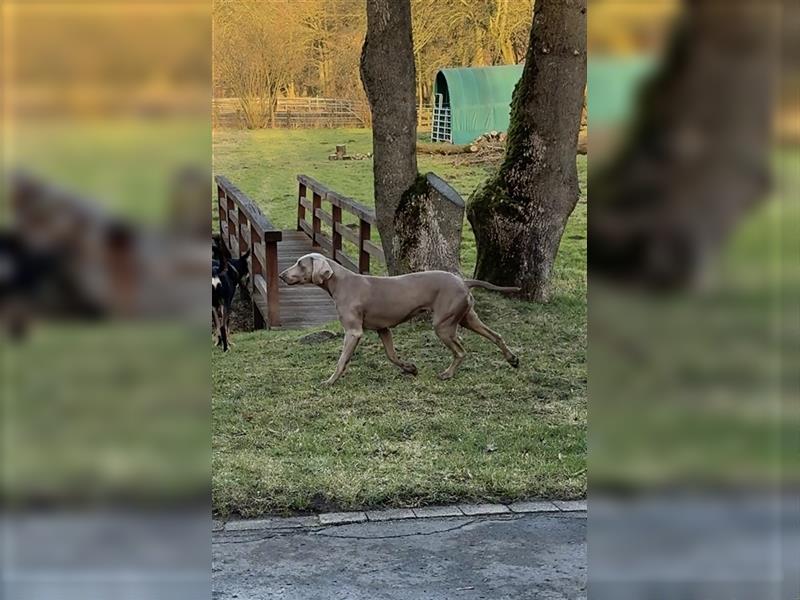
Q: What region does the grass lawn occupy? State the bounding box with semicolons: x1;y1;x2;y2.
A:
212;127;587;517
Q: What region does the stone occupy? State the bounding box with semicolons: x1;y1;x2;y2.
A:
365;508;416;522
458;504;510;516
318;511;367;526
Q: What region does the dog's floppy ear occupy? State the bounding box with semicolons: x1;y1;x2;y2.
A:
311;255;333;285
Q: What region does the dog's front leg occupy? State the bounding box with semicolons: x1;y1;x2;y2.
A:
322;329;362;386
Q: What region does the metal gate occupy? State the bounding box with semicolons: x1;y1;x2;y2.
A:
431;93;452;143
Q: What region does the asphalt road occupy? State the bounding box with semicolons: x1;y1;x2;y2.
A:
212;512;587;600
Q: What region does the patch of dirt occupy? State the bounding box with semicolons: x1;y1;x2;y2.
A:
229;287;254;333
298;330;340;344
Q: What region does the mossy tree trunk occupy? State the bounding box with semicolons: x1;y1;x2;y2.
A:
588;1;774;289
467;0;586;302
360;0;419;275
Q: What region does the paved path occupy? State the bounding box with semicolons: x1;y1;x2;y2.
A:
212;511;587;600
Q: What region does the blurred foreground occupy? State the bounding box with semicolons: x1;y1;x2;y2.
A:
589;1;798;598
2;2;211;598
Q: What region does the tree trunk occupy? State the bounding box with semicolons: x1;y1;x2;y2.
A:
466;0;586;302
393;173;465;274
588;0;775;289
360;0;419;275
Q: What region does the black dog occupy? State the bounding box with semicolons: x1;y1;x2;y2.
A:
212;248;250;351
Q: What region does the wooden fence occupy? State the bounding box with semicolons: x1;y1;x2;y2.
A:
213;97;369;129
215;175;283;328
296;174;384;274
214;97;432;130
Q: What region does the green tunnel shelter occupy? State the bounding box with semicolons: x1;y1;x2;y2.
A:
431;64;524;145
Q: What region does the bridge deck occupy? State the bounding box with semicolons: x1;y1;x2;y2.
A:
274;230;339;329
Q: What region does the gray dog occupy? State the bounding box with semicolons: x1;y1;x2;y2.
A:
279;253;519;385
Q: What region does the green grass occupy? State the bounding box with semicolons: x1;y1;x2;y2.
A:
8;117;210;224
212;127;587;517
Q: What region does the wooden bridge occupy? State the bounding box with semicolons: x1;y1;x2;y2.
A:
215;174;385;329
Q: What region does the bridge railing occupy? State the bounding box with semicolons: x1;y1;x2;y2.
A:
215;175;282;328
296;174;385;274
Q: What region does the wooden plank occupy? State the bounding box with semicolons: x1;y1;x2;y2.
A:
359;221;371;274
298;219;313;238
252;240;265;266
297;174;333;197
299;197;313;212
315;232;333;254
311;192;322;250
265;241;281;327
326;190;376;224
253;274;268;299
334;221;359;245
363;239;385;262
314;207;333;227
334;250;358;272
215;175;282;242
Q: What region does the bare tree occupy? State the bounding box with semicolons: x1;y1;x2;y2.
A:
466;0;587;301
213;1;301;128
360;0;420;274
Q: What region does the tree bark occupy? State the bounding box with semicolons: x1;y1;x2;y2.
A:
588;0;775;289
360;0;419;275
393;173;465;274
466;0;587;302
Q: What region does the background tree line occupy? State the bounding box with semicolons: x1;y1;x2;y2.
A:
213;0;533;129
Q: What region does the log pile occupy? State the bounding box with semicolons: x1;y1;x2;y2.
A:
421;126;586;165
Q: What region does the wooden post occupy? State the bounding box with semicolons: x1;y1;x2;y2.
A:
250;225;266;330
265;239;281;327
331;200;342;261
217;186;227;240
237;208;248;257
297;182;306;231
359;219;371;274
226;193;236;252
311;191;322;249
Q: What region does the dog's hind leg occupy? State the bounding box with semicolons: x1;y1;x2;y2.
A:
212;308;221;345
461;308;518;368
223;303;235;348
435;320;466;380
377;328;417;375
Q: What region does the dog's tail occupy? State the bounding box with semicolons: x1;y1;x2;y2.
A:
464;279;521;293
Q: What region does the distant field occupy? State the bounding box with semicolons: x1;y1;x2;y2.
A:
212;127;588;517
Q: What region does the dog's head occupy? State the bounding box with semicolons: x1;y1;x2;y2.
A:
278;253;333;286
228;249;250;284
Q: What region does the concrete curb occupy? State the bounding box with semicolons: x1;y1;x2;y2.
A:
216;500;585;533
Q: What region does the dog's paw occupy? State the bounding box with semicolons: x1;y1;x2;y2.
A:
320;379;335;387
437;371;454;381
508;354;520;368
402;363;418;376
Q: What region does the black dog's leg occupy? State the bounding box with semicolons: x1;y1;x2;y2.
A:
219;304;229;352
212;306;222;346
